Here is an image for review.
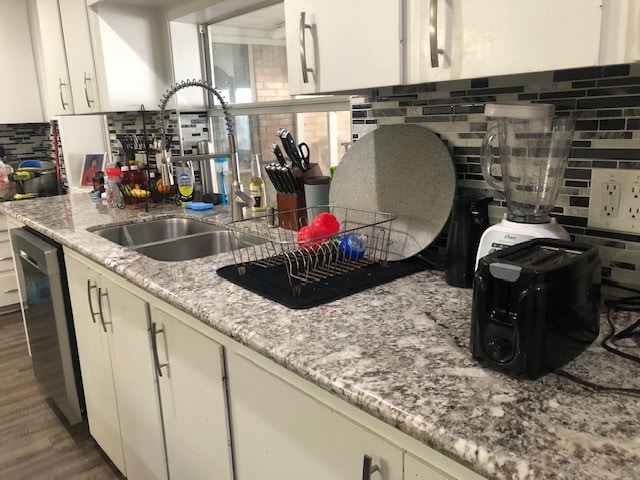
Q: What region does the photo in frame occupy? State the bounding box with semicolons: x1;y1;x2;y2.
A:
80;153;106;187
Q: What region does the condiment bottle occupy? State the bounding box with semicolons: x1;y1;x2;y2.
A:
249;154;265;212
105;164;122;207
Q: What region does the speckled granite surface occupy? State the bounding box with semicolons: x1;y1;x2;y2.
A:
2;194;639;480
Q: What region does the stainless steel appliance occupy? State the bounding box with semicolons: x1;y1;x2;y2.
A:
471;238;601;379
11;227;84;424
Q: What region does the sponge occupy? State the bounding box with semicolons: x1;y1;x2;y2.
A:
185;202;214;211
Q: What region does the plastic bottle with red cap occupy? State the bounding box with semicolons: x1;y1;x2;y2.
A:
105;164;122;207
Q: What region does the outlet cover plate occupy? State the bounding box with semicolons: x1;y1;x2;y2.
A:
588;168;640;234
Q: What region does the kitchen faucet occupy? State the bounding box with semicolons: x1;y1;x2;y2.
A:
157;79;244;222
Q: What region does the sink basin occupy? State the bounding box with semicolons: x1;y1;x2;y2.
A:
90;216;268;261
92;217;222;247
134;231;267;262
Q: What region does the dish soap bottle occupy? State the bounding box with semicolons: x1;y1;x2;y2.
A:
177;162;194;205
249;154;265;213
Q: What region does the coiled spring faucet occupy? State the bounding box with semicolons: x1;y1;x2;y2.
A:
157;79;243;221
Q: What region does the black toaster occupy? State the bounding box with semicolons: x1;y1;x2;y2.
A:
470;238;601;379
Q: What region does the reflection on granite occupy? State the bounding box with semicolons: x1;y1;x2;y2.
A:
2;194;639;480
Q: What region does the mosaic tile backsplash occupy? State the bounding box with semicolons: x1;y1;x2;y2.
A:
352;63;640;292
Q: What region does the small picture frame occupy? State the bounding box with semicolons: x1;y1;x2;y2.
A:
80;153;105;187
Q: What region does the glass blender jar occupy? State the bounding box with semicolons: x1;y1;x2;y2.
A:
475;103;576;267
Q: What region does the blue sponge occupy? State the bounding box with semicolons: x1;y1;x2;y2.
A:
185;202;214;211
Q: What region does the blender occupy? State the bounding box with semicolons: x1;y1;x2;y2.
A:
475;103;575;268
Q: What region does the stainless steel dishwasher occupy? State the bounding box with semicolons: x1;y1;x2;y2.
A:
11;227;84;425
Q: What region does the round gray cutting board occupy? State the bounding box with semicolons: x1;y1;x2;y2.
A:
329;124;456;260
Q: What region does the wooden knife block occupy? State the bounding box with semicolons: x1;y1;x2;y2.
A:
276;163;322;231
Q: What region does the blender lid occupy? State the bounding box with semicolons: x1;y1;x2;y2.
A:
484;103;555;119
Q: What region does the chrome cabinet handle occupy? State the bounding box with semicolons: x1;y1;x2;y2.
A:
0;256;13;261
151;322;168;377
299;12;314;84
86;279;99;324
362;454;380;480
4;288;18;294
83;72;94;108
429;0;444;67
58;78;70;110
97;286;110;333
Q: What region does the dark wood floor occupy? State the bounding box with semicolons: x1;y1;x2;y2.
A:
0;310;124;480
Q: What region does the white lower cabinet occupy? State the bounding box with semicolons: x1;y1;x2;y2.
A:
0;214;20;310
227;353;404;480
65;254;166;479
405;453;455;480
65;249;481;480
151;306;234;480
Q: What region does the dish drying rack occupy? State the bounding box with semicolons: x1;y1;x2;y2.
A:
225;206;396;297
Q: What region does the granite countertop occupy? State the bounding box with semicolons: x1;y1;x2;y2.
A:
2;194;639;480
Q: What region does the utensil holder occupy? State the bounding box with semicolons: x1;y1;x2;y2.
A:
276;163;322;230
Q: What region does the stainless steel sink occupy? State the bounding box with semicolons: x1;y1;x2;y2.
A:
91;217;222;247
134;231;266;262
90;217;267;261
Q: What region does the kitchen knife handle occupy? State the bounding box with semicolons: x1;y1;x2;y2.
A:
429;0;444;68
83;72;95;108
299;12;314;84
58;78;70;110
272;143;286;166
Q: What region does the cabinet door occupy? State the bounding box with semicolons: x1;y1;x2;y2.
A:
228;353;403;480
284;0;402;94
151;307;233;480
406;0;603;84
88;2;171;111
405;453;454;480
0;0;45;123
34;0;73;116
65;257;125;473
100;275;167;480
58;0;100;113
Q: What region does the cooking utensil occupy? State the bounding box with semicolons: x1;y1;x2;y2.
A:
281;166;300;194
265;163;284;193
277;129;299;167
278;129;309;171
328;124;456;260
298;142;310;171
271;144;286;166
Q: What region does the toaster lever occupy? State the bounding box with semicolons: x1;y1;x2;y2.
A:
489;262;522;282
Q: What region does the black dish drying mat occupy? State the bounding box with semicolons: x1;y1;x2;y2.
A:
217;256;431;309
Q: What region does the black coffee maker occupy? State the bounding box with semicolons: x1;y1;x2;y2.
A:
444;194;492;287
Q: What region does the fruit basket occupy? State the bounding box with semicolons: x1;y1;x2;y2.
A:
222;206;396;298
117;183;150;206
115;177;176;208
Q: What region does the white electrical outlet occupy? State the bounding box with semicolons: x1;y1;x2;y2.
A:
601;182;621;217
588;168;640;234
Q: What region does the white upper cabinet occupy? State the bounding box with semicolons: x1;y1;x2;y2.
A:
32;0;171;115
0;0;44;123
284;0;403;94
405;0;604;84
405;0;640;85
33;0;99;117
59;0;100;114
87;2;172;111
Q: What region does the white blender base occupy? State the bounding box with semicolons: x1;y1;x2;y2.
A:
475;216;570;269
